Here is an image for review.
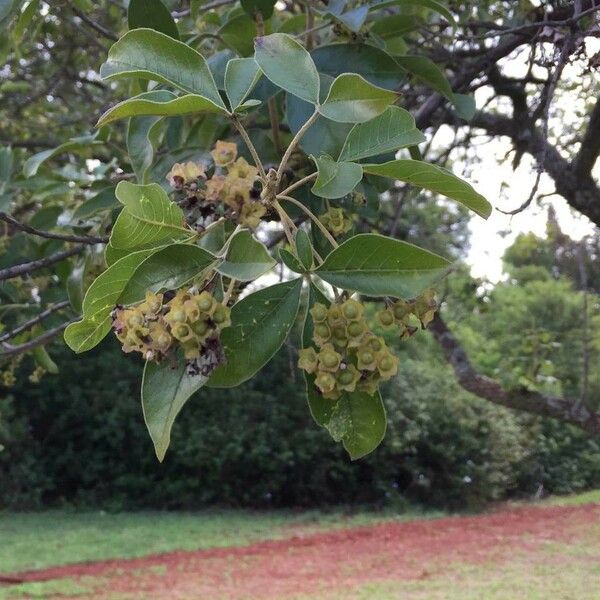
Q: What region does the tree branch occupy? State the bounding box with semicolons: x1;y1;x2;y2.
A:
0;212;108;244
70;4;117;41
0;301;71;343
0;319;77;358
575;95;600;177
429;314;600;436
467;110;600;228
0;246;84;282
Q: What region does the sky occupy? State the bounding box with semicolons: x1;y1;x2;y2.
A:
450;37;599;283
463;140;595;282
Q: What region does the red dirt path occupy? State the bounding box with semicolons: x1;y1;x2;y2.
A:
3;503;600;599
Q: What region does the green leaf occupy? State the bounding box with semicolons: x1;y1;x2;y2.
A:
330;391;387;460
369;0;455;26
240;0;276;20
370;13;422;38
395;55;453;101
208;278;303;387
125;91;171;184
216;230;276;281
362;159;492;218
32;344;58;375
100;28;224;108
81;249;156;320
319;74;398;123
254;33;320;104
312;43;404;90
224;57;262;112
315;233;451;298
311;154;363;199
97;91;227;127
295;229;313;270
23;133;102;177
322;4;369;33
142;351;207;461
110;181;190;251
72;187;117;221
0;145;13;194
128;0;179;39
13;0;39;43
452;93;476;121
338;106;426;162
67;257;88;313
279;248;305;273
64;316;112;354
219;14;256;57
0;0;21;29
286;90;352;157
120;244;216;304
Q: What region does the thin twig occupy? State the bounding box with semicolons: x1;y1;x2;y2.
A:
276;110;319;186
279;172;318;197
0;301;70;343
0;247;84;282
70;4;118;41
231;116;267;181
0;319;77;358
460;5;600;40
278;195;338;248
0;212;108;244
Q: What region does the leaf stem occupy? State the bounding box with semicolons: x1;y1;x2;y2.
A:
276;110;319;186
223;278;237;305
272;200;296;247
231;116;267;182
278;172;318;197
278;194;338;249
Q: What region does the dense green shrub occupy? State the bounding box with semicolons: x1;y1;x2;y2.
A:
2;339;598;510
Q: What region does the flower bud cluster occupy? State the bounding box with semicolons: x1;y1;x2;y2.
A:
166;141;266;231
318;207;352;237
298;299;399;400
376;290;438;338
112;288;231;375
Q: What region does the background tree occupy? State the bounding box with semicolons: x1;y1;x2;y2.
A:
1;0;599;459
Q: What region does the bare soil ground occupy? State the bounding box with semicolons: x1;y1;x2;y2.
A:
2;503;599;599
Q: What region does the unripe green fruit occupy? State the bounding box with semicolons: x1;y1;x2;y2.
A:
174;324;189;338
198;295;213;312
311;303;328;322
359;350;374;364
315;372;336;393
338;370;354;385
379;357;394;371
212;306;226;323
170;309;186;323
378;310;394;327
315;324;330;338
321;352;339;369
192;320;209;336
328;305;343;321
347;322;364;337
333;325;346;339
370;338;384;353
342;303;359;319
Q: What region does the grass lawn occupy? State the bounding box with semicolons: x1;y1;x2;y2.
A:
0;491;598;599
0;506;439;574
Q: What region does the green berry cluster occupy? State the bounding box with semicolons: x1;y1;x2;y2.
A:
298;299;399;400
375;290;438;338
112;288;231;371
318;207;352;237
